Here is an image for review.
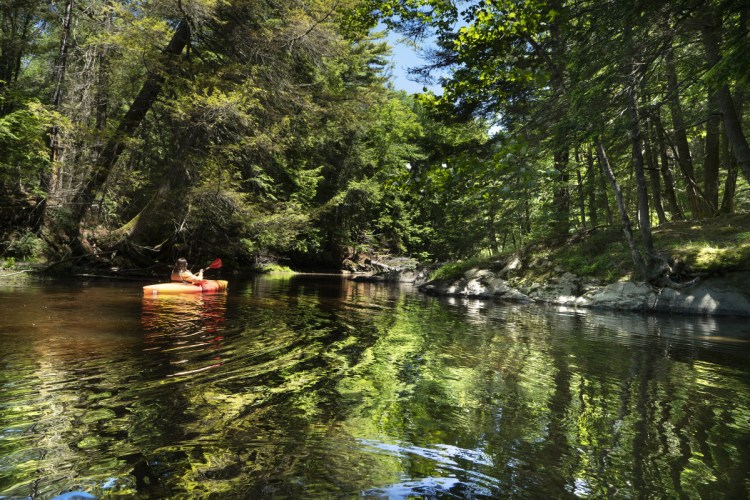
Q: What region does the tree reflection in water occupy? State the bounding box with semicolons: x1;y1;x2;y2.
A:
1;277;750;498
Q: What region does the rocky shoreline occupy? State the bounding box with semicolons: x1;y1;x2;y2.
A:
420;268;750;317
354;264;750;317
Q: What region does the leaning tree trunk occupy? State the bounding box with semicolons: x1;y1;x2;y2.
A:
595;138;646;278
66;20;191;251
107;124;201;247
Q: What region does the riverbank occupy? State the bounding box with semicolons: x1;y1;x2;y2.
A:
383;214;750;317
419;268;750;317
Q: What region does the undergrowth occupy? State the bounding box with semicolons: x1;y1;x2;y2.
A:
258;263;296;273
429;213;750;283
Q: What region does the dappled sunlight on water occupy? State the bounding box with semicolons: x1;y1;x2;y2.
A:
1;276;750;498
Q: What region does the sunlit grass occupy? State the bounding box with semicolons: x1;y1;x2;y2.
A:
258;263;296;274
430;213;750;283
430;257;498;281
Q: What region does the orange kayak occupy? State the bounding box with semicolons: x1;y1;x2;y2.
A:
143;280;228;296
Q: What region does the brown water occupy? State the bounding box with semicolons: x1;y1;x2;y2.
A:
1;274;750;498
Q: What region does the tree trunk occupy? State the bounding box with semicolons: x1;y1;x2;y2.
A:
552;148;570;234
703;92;721;215
36;0;75;231
95;12;112;135
653;110;685;220
701;19;722;216
586;147;598;228
595;138;645;278
0;6;33;106
626;80;654;258
643;115;667;225
67;20;191;249
48;0;73;162
702;15;750;187
598;157;613;226
548;0;569;236
719;118;738;214
719;91;742;214
665;44;703;218
575;149;586;229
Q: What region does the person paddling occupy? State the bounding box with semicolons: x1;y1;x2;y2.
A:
171;257;203;284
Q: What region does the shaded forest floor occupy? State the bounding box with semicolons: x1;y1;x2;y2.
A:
431;213;750;285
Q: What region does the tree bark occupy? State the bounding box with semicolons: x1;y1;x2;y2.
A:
701;18;722;216
552;148;570;234
598;157;613;226
549;0;569;236
95;12;112;135
595;138;645;278
586;147;598;228
653;110;684;220
36;0;75;231
665;44;703;217
702;15;750;187
48;0;74;162
703;92;721;215
719;90;742;214
643;114;667;225
626;80;654;258
67;20;190;248
575;149;586;229
0;5;33;103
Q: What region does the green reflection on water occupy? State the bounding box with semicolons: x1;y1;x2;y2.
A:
1;277;750;498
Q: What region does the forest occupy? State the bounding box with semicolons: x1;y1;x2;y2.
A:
0;0;748;279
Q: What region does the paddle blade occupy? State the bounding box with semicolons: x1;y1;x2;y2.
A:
207;258;222;270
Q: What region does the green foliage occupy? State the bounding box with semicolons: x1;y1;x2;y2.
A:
3;230;46;261
551;231;631;281
0;100;53;191
429;256;498;282
2;0;746;276
257;263;296;273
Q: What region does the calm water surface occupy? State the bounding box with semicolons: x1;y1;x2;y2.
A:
1;275;750;498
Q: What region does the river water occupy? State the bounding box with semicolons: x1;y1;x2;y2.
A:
1;274;749;498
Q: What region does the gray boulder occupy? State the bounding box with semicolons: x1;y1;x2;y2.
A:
586;281;655;311
649;272;750;316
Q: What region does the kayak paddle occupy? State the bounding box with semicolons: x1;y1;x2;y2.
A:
202;258;222;272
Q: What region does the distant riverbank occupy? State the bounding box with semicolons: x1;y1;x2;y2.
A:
356;215;750;317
